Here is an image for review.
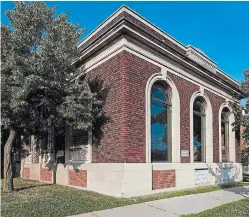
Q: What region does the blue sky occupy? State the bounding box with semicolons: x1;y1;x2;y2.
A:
1;1;249;85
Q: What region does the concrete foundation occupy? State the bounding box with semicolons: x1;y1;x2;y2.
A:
21;162;243;198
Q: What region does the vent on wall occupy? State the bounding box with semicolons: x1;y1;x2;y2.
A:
72;129;88;147
70;129;89;162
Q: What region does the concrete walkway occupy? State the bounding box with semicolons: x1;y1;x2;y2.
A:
69;186;249;217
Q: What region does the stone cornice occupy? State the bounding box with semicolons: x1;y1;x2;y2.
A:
76;6;244;99
186;46;217;74
123;34;243;99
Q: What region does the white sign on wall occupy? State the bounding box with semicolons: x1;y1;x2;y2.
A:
181;150;190;157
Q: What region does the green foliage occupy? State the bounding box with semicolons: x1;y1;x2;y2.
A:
229;69;249;163
2;179;248;217
1;2;98;138
242;147;249;164
240;69;249;148
182;199;249;217
1;178;132;217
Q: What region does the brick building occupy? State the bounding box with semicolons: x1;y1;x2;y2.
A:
21;6;245;197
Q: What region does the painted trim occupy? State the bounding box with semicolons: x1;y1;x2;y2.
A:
78;6;186;50
81;36;127;72
82;37;240;102
216;68;240;87
122;46;238;102
121;30;240;95
145;70;181;163
77;8;240;87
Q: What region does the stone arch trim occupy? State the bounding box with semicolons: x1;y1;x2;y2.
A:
218;102;236;163
204;89;226;163
145;68;181;163
189;90;213;163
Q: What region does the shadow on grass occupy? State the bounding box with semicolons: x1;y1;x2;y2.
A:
15;183;51;192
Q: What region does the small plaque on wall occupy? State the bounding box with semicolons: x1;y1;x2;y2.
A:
181;150;189;157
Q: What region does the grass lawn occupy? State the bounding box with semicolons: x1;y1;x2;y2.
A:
181;198;249;217
1;179;132;217
1;179;249;217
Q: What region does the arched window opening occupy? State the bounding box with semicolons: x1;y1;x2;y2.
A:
193;97;206;162
221;108;230;162
151;81;172;162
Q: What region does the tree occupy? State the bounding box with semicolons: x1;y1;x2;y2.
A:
1;2;101;192
240;69;249;165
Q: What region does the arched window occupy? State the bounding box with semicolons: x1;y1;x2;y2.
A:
151;81;172;162
221;108;229;162
193;97;206;162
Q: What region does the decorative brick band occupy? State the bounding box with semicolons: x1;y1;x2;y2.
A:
23;168;30;179
69;170;87;188
40;168;52;182
152;170;176;190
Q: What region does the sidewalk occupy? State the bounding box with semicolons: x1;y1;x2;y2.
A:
69;186;249;217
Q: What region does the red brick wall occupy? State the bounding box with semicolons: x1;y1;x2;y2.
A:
69;170;87;188
86;51;160;163
205;90;226;163
85;50;231;164
121;52;160;162
168;72;199;163
40;168;52;182
152;170;176;190
236;127;241;163
23;168;30;179
86;52;125;163
240;126;246;150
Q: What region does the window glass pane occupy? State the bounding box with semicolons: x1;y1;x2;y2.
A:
193;102;201;113
193;99;205;115
193;113;202;162
221;122;226;162
151;83;168;102
221;109;229;162
151;101;168;162
221;113;225;122
221;112;228;123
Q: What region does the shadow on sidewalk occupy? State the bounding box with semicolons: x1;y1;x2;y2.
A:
224;186;249;198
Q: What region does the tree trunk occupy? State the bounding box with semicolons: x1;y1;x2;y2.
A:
31;135;39;163
51;123;56;185
52;161;57;185
3;129;16;193
52;150;57;185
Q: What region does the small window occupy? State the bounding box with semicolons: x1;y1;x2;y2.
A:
47;125;54;151
151;81;172;162
221;108;229;162
69;127;89;162
55;127;66;164
193;97;206;162
72;129;88;147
